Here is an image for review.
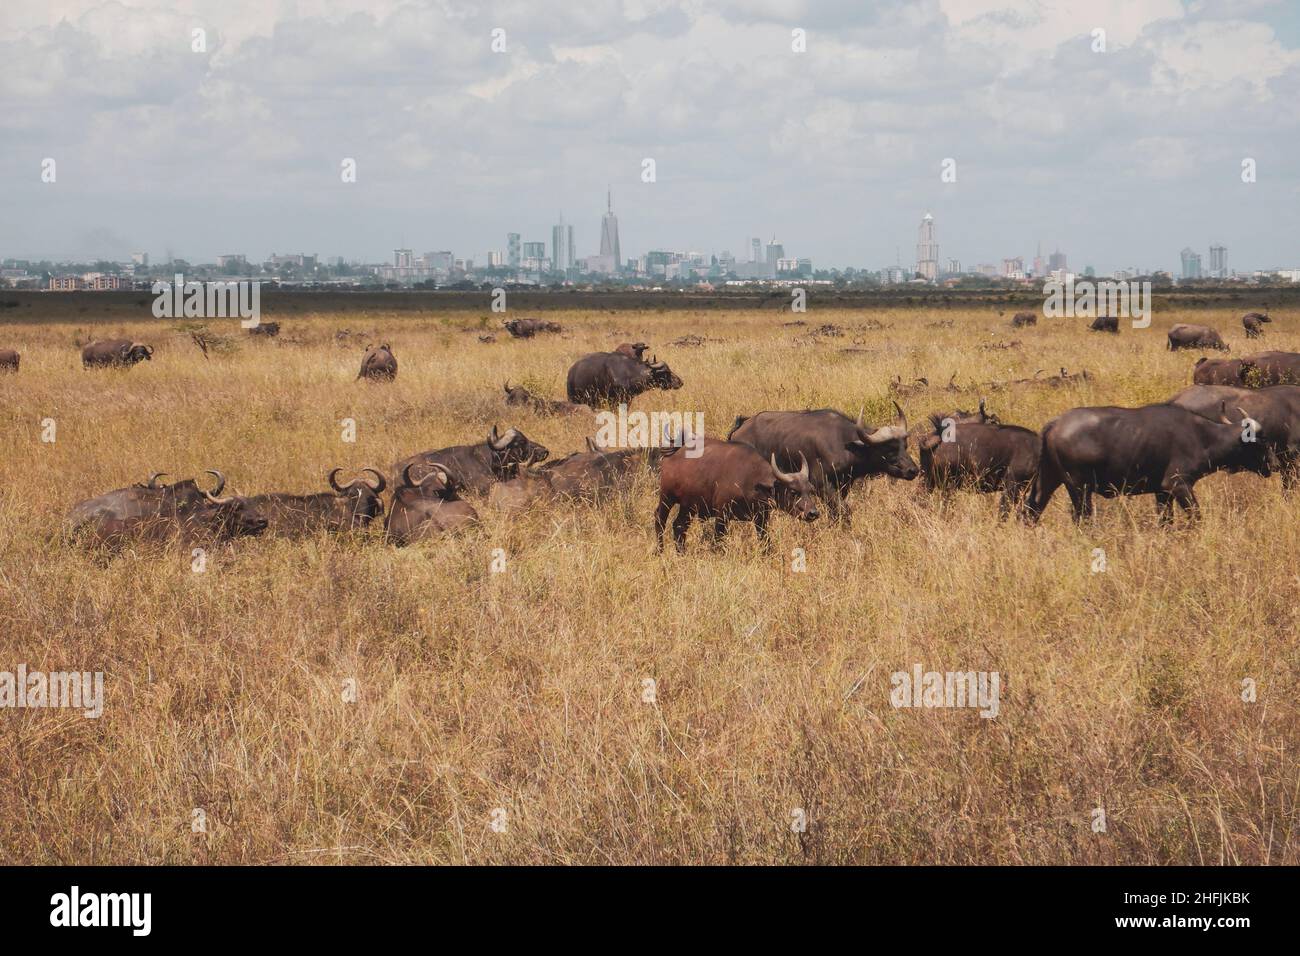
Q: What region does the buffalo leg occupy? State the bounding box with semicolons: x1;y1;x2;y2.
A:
654;494;675;552
1065;485;1091;522
711;516;729;549
1154;490;1175;524
753;509;773;550
671;508;692;552
1171;484;1199;521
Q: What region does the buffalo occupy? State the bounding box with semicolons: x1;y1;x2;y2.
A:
566;351;683;408
82;339;153;368
358;344;397;380
654;439;819;551
919;411;1040;519
240;468;386;537
1194;351;1300;387
392;425;549;496
1011;312;1038;328
1167;324;1228;351
487;468;556;513
248;322;281;337
727;404;918;524
0;349;18;372
614;342;650;361
1169;384;1300;488
1242;312;1272;339
67;470;267;548
502;381;590;416
1089;315;1119;333
504;318;562;338
1031;403;1270;522
537;438;665;500
385;463;478;545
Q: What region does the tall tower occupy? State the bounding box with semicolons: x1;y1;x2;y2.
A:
915;212;938;281
1209;244;1227;278
599;189;621;269
507;233;521;269
552;214;574;273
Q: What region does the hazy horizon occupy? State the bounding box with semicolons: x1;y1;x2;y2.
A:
4;1;1299;273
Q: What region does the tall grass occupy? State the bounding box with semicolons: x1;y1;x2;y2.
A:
0;307;1294;864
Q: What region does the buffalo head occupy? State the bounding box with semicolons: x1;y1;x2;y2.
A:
329;467;387;521
486;424;549;477
646;356;683;391
769;453;820;521
851;402;920;480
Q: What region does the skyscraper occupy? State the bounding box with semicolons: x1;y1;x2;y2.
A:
915;212;938;281
1048;249;1067;272
766;237;785;278
507;233;521;269
1181;247;1203;279
552;215;575;273
599;190;621;270
751;238;762;263
1209;244;1227;278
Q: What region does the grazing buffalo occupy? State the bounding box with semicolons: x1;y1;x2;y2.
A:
727;404;919;524
502;381;590;415
504;318;562;338
1011;312;1038;328
67;470;267;548
1167;324;1228;351
655;440;819;551
566;351;683;408
1031;403;1270;522
248;322;280;337
1194;351;1300;387
1169;384;1300;488
0;349;18;372
385;464;478;545
1192;356;1249;386
82;339;153;368
919;413;1041;519
240;468;386;537
615;342;650;361
1242;312;1271;339
358;344;397;380
1089;315;1119;333
392;425;549;496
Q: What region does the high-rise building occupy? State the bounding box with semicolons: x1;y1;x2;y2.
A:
766;237;785;278
487;251;504;267
1002;257;1024;277
1048;249;1067;272
552;216;575;273
915;212;938;281
946;258;961;275
394;249;413;268
1033;241;1043;277
1209;244;1227;278
599;190;621;270
522;241;545;260
1181;247;1203;279
751;238;762;263
507;233;521;269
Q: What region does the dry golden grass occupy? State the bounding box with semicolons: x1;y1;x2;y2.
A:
0;305;1295;864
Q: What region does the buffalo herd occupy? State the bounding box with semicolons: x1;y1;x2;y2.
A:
30;312;1300;554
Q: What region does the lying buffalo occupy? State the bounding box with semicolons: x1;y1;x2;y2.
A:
358;344;397;380
537;438;665;500
487;468;555;513
919;412;1040;519
615;342;649;361
1031;403;1270;522
1242;312;1271;338
0;349;18;372
1169;384;1300;487
502;381;590;416
248;322;280;337
240;468;386;537
1167;324;1227;351
1089;315;1119;333
392;425;549;496
566;351;683;408
504;318;562;338
1194;351;1300;387
385;463;478;545
655;439;819;551
67;470;266;548
82;339;153;368
1011;312;1037;328
728;403;918;524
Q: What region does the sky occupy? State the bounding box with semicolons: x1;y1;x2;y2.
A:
2;0;1299;273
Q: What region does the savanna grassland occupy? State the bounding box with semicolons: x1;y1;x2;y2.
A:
0;303;1295;865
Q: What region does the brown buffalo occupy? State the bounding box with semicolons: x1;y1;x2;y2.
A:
1194;351;1300;387
1089;315;1119;333
392;425;549;496
502;381;590;416
358;344;397;380
1242;312;1271;338
504;318;562;338
385;463;478;545
1010;312;1037;328
1169;384;1300;488
82;339;153;368
487;468;556;512
0;349;18;372
239;468;386;537
67;470;267;548
919;411;1041;519
655;439;819;551
248;322;281;337
614;342;650;361
1167;324;1227;351
566;351;683;408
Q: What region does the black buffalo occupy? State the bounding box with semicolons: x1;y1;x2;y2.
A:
358;344;397;380
385;463;478;545
1031;403;1270;522
566;351;683;408
919;411;1041;518
504;318;562;338
1242;312;1272;339
82;339;153;368
1169;384;1300;488
0;349;18;372
1167;324;1228;351
728;404;919;524
1089;315;1119;333
240;468;386;537
1011;311;1038;328
392;425;549;496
